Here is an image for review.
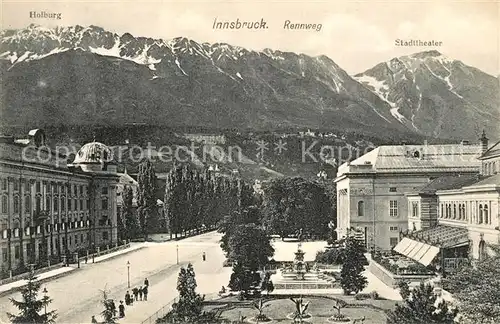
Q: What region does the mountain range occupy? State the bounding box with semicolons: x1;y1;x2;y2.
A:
1;24;498;141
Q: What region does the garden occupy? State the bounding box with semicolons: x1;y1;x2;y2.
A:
370;251;435;276
201;295;394;324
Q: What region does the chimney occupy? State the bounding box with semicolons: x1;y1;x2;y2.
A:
480;130;489;155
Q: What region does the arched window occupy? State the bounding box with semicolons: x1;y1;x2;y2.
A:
484;205;489;224
53;197;58;213
357;201;364;217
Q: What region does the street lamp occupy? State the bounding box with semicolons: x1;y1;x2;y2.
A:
176;244;179;265
42;287;48;315
126;261;130;288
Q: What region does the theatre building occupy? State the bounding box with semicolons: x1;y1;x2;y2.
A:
335;142;481;251
396;132;500;272
0;130;120;275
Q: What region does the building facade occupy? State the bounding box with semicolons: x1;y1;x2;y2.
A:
335;143;481;251
395;133;500;272
0;130;120;274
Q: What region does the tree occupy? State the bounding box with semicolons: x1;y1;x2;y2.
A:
100;288;117;324
171;263;205;323
219;206;261;257
340;237;367;295
7;272;57;323
442;245;500;324
137;159;158;240
228;262;261;298
228;224;274;271
120;185;139;240
262;177;333;239
387;281;458;324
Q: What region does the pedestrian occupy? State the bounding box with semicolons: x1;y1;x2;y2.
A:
144;277;149;287
125;291;131;306
202;252;206;261
118;300;125;318
143;285;148;301
138;286;143;301
85;255;88;264
111;299;117;317
91;315;97;323
132;287;139;301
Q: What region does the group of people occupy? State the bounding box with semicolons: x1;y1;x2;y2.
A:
91;277;150;323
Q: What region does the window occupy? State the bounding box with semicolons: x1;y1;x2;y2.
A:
73;185;78;196
61;198;66;212
389;200;398;217
453;204;457;219
357;201;364;217
24;196;31;213
484;204;489;224
102;231;109;241
1;179;7;191
102;187;108;195
14;196;19;213
1;196;7;213
478;204;484;224
2;247;7;262
390;237;399;247
389;187;397;192
412;202;419;218
102;198;108;210
35;196;41;212
13;180;19;191
36;181;41;193
390;226;399;232
79;199;83;210
80;185;84;196
53;197;58;213
14;245;20;259
24;180;30;193
46;197;51;212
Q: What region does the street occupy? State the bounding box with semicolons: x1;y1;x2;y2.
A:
0;232;230;324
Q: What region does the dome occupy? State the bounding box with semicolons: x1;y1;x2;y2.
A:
72;142;116;172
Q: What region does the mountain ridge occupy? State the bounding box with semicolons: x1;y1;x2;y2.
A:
1;24;498;141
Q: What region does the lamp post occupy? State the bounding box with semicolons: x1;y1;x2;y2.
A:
126;261;130;288
42;287;48;315
176;244;179;265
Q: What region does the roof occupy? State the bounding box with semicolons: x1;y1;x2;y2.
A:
337;144;481;176
463;173;500;188
73;142;113;164
479;140;500;160
417;174;481;194
403;225;469;248
118;172;138;186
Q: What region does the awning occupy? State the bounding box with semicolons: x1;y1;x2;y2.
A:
392;238;440;266
393;237;412;254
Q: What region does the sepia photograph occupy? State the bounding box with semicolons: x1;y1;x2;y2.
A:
0;0;499;323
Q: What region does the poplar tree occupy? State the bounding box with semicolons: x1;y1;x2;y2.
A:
137;159;157;241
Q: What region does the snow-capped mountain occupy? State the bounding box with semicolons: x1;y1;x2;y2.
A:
1;24;497;140
354;50;499;140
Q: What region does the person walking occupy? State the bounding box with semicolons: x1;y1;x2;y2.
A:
125;291;131;306
111;300;117;317
91;315;98;323
118;300;125;318
132;287;139;301
202;252;206;261
138;286;143;301
143;285;148;301
84;255;88;264
144;277;149;287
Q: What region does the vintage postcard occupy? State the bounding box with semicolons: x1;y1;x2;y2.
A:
0;0;499;323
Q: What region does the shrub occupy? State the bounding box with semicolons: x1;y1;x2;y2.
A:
354;293;371;300
315;248;345;265
329;313;351;322
370;291;380;300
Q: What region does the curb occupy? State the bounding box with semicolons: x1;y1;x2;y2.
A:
0;246;147;298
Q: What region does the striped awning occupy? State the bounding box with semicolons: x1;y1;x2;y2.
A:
392;238;440;266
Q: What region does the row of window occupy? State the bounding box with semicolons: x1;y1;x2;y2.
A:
1;231;109;262
483;161;498;176
0;195;108;214
0;178;109;197
440;202;493;225
356;200;399;217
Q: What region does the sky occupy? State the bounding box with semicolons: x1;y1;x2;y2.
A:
2;0;499;76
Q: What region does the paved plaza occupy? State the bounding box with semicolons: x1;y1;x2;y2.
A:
0;232;230;324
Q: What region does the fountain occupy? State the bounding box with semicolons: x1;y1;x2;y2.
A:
273;243;337;289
